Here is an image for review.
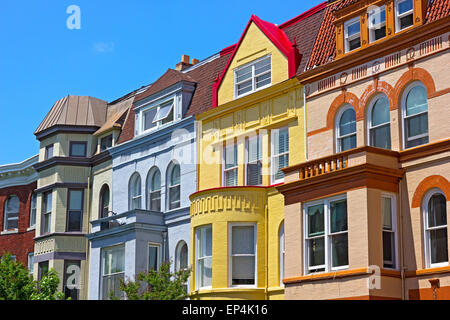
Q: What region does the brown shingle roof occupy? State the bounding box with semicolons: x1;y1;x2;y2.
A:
307;0;450;70
94;96;135;136
35;95;108;135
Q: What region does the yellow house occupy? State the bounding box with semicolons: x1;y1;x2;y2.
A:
189;5;327;300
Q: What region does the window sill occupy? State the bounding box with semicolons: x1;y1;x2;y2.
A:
1;229;18;235
27;226;36;232
405;264;450;278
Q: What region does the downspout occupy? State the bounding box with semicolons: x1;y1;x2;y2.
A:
399;177;406;300
84;165;92;300
264;203;268;300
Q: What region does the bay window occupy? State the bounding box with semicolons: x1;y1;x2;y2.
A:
423;189;448;268
402;82;429;149
196;225;212;289
223;143;238;187
271;127;289;184
368;94;391;149
42;191;52;234
246;134;262;186
344;17;361;52
234;55;271;98
230;224;256;286
304;195;348;274
4;195;19;231
395;0;414;31
102;245;125;300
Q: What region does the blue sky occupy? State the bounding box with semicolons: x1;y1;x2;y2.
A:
0;0;323;164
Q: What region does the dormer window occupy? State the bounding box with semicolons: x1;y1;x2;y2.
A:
141;99;175;134
234;55;271;98
395;0;414;31
369;6;386;42
100;135;113;151
344;17;361;52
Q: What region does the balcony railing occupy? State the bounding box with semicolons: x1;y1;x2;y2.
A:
90;209;165;233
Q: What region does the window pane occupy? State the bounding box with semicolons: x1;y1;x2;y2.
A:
232;226;254;255
339;108;356;136
225;169;238;187
430;228;448;264
225;145;237;169
103;246;125;275
399;14;413;29
382;197;393;230
254;57;271;75
68;210;82;232
308;238;325;268
308;204;324;237
102;273;124;300
154;101;174;123
237;80;253;96
332;233;349;267
148;246;159;271
406;86;428;116
100;135;113;151
179;244;188;270
170;165;180;186
340;135;356;152
406;136;429;149
150;191;161;212
406;113;428;139
236;65;252;83
199;226;212;257
232;256;255;285
248;136;261;163
347;21;360;36
199;257;212;287
144;108;157;131
383;231;395;267
369;7;386;26
69;190;83;210
70;143;86;157
371;125;391;149
398;0;413;14
45;145;54;159
45;192;52;213
372;97;390;126
151;170;161;191
428;194;447;228
374;27;386;41
247;162;262;186
169;185;180;210
5;196;19;213
349;37;361;51
330;199;348;233
256;72;271;88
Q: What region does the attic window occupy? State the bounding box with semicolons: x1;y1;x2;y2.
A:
369;6;386;42
142;99;175;134
234;55;271;98
395;0;414;31
344;17;361;53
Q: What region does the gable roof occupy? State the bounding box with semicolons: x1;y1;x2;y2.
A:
307;0;450;70
35;95;108;137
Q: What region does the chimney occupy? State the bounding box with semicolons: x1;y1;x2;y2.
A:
176;54;193;71
191;58;200;65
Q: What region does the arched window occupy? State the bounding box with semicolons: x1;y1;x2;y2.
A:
279;222;285;286
368;94;391;149
99;185;110;218
129;173;142;210
423;189;448;268
147;168;161;212
336;105;357;152
176;241;188;272
167;163;181;210
4;195;19;230
402;82;429;149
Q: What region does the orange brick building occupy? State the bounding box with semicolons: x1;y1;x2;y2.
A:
278;0;450;300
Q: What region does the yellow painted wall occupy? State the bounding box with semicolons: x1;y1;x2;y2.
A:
218;22;289;106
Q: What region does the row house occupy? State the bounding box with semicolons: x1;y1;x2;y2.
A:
189;3;328;300
0;155;38;271
278;0;450;300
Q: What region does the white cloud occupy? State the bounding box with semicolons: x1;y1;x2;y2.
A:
93;42;115;53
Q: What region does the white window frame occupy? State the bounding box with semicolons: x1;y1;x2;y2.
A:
245;134;263;186
368;6;386;43
148;242;162;271
140;98;175;135
382;193;398;269
101;244;125;300
280;222;285;286
167;163;181;211
367;93;391;149
303;194;349;275
234;55;272;99
395;0;414;32
129;173;142;210
228;222;257;288
223;142;238;187
344;17;361;53
30;193;37;228
3;195;19;231
42;191;52;234
401;81;429;150
423;188;448;269
335;104;357;153
196;225;213;290
271;127;289;185
147;167;161;212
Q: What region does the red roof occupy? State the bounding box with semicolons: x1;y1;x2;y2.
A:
307;0;450;70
